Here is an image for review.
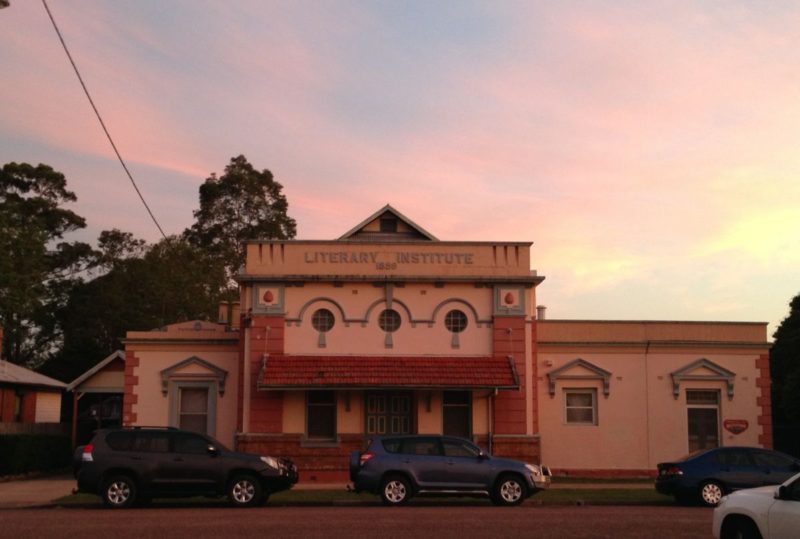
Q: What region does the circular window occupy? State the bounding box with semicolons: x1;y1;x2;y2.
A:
378;309;401;332
311;309;335;332
445;310;468;333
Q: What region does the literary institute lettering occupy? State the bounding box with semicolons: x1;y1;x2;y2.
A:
304;251;474;270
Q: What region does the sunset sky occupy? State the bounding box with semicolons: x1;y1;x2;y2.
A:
1;1;798;334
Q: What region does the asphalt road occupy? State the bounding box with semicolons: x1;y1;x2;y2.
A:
1;505;713;539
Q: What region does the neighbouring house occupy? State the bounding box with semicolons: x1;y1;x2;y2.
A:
121;205;771;481
67;350;125;446
0;327;66;434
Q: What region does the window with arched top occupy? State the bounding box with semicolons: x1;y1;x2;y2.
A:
444;309;468;348
379;309;401;348
311;308;335;347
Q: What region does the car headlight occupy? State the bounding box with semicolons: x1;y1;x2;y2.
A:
260;456;280;469
525;464;542;475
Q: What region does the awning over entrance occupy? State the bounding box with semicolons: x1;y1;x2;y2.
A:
258;355;519;390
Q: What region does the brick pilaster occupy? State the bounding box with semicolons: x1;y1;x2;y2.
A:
122;351;140;425
755;353;773;448
248;316;285;433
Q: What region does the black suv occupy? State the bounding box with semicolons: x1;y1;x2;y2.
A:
350;435;551;506
73;427;298;508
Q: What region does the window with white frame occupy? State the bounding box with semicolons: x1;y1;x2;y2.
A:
564;389;597;425
168;381;216;436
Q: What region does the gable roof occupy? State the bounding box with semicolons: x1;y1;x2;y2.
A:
338;204;438;242
0;360;66;390
67;350;125;392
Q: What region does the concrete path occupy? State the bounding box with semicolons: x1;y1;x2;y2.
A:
0;474;75;508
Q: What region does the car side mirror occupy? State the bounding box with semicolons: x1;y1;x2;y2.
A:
775;485;787;500
207;445;219;457
478;451;489;460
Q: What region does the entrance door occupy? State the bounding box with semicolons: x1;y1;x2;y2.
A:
687;390;720;452
365;391;413;436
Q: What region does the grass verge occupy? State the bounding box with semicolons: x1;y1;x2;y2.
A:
52;487;672;508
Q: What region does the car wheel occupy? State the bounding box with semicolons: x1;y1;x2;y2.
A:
102;475;137;509
380;475;412;506
492;474;527;506
699;480;725;506
228;474;265;508
720;517;762;539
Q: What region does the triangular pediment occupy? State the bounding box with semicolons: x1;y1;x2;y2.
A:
338;204;438;242
670;358;735;400
160;356;228;395
547;358;612;397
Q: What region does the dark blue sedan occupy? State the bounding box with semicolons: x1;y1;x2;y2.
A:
656;446;800;506
349;435;551;506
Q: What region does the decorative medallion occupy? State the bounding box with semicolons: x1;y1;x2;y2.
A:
723;419;749;435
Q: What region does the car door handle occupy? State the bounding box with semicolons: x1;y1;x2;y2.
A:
446;460;455;465
401;459;411;464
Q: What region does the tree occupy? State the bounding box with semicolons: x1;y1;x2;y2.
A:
184;155;296;285
770;292;800;456
0;162;93;366
43;235;228;382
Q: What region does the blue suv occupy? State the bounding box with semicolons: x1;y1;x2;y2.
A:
349;435;550;506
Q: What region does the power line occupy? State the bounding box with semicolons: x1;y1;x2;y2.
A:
41;0;167;240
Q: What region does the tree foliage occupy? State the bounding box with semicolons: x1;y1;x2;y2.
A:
771;292;800;423
184;155;296;284
0;162;93;365
44;236;227;382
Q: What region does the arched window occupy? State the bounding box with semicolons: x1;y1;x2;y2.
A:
379;309;401;332
311;308;335;347
379;309;401;348
445;309;468;348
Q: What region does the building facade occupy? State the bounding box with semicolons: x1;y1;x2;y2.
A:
122;206;771;481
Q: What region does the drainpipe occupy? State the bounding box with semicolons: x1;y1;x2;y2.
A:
488;388;497;454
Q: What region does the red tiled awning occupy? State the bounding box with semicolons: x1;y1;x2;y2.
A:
258;355;519;390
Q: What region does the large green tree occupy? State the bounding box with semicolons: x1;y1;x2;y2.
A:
184;155;297;285
771;292;800;456
43;235;228;382
0;162;93;366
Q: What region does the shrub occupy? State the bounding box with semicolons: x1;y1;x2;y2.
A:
0;434;72;476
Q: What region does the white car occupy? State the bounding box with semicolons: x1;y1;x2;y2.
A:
713;471;800;539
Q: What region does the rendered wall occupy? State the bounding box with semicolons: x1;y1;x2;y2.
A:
537;321;768;474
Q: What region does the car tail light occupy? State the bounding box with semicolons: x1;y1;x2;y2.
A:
359;452;375;467
661;466;682;476
82;444;94;462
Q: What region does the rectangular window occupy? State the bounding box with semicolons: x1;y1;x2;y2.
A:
564;389;597;425
443;391;472;438
687;389;719;452
307;390;336;440
179;387;209;435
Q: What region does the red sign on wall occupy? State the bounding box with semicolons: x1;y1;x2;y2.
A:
723;419;749;435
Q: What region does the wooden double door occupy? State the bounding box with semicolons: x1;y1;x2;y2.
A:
365;391;413;436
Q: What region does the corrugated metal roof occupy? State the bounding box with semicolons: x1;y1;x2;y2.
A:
0;360;67;389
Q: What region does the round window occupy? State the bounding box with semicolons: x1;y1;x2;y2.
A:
445;310;468;333
378;309;401;332
311;308;335;332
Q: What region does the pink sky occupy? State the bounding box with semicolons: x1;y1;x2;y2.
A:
1;1;798;334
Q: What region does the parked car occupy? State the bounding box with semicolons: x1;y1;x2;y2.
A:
73;426;298;508
712;471;800;539
656;446;800;506
349;435;551;506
